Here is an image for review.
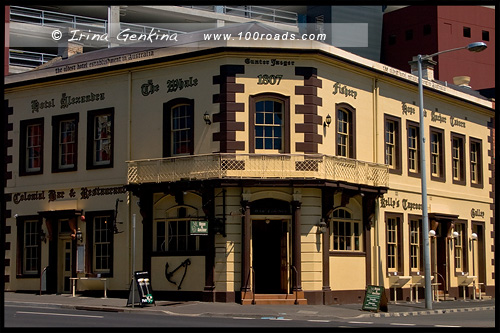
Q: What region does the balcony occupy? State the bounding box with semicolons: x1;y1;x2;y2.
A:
127;153;389;188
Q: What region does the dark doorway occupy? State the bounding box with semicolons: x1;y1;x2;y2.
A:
252;220;288;294
472;223;486;291
435;229;447;292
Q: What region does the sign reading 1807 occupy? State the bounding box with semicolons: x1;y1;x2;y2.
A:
257;74;283;85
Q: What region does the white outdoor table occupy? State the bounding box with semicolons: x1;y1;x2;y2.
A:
70;277;107;298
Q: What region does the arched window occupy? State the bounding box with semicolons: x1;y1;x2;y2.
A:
249;93;290;153
330;208;362;251
335;103;356;158
153;205;207;253
163;98;194;157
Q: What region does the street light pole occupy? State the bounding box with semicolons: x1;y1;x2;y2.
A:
416;54;432;310
415;42;487;310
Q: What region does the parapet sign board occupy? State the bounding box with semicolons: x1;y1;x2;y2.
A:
361;285;388;312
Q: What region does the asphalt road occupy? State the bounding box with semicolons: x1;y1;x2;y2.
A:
4;303;496;329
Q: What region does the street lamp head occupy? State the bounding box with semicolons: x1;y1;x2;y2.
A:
467;42;487;53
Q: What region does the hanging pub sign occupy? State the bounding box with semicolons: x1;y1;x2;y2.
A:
190;220;208;235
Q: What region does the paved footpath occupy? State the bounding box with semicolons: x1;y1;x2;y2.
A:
3;292;495;321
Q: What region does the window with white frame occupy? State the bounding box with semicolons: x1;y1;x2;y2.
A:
94;215;111;272
330;208;362;251
430;132;440;176
171;104;193;155
385;119;396;168
452;138;461;181
52;113;79;172
254;100;283;151
387;217;398;271
94;115;111;165
87;108;113;169
337;109;350;157
454;223;464;271
407;122;419;175
410;219;420;271
154;219;206;252
23;220;39;274
20;118;44;176
58;120;77;169
27;124;43;172
430;127;445;181
470;139;482;187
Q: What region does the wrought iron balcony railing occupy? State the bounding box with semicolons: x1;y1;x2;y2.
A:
127;153;389;188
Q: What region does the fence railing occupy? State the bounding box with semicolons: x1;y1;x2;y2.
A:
127;153;389;188
10;6;187;37
10;6;108;33
183;5;298;25
9;49;58;68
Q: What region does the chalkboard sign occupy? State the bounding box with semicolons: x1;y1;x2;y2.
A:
127;271;155;307
361;285;388;312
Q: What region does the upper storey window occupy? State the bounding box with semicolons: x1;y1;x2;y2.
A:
19;118;44;176
335;104;356;158
255;100;283;151
249;93;290;153
163;98;194;157
87;108;114;169
384;115;402;174
429;127;445;182
52;113;79;172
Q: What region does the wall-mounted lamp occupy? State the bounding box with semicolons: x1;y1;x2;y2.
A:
452;231;460;239
471;232;478;241
317;218;328;234
203;111;211;125
323;114;332;127
14;214;19;219
429;230;436;237
76;228;83;242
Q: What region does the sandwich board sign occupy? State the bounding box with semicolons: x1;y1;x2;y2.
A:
361;285;388;312
127;271;155;307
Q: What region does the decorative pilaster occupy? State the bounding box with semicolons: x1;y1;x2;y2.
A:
241;197;251;293
291;199;302;292
212;65;245;153
295;67;323;154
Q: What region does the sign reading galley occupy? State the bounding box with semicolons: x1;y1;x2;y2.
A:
127;271;156;307
361;285;388;312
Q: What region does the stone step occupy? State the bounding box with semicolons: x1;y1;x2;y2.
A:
241;298;308;305
241;292;308;305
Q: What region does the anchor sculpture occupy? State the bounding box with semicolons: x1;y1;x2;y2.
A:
165;258;191;290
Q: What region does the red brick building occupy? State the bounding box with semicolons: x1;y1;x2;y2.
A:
382;6;494;91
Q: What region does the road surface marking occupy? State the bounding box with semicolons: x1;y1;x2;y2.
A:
308;320;331;323
390;323;416;326
435;325;462;328
233;317;255;320
348;321;373;324
16;311;103;319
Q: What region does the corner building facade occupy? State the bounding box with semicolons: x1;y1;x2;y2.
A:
4;24;494;304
